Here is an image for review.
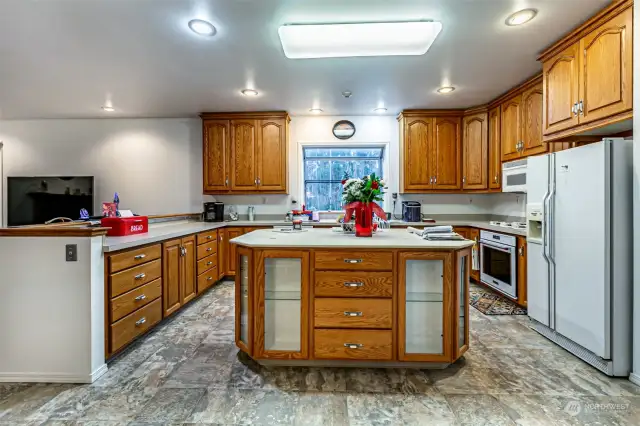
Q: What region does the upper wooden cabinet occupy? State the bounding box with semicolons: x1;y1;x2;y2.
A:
433;117;461;190
500;95;522;162
488;106;501;190
521;84;545;157
201;112;290;194
539;1;633;141
402;117;434;190
462;111;488;190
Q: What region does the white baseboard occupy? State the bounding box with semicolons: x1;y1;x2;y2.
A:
629;372;640;387
0;364;108;384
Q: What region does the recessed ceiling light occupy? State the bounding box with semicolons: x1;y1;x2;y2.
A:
309;108;323;114
505;9;538;26
241;89;259;96
188;19;217;36
278;21;442;59
373;107;387;113
437;86;455;94
101;106;115;112
342;91;352;98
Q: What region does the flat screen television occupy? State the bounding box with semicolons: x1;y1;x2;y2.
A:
7;176;94;226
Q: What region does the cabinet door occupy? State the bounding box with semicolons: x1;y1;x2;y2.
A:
203;120;230;192
404;118;434;190
432;117;461;190
462;113;488;190
162;239;182;317
257;119;287;192
182;236;197;304
543;43;580;135
454;248;471;358
469;228;480;282
517;236;527;308
235;246;253;355
501;95;522;162
521;83;547;158
579;7;633;124
453;227;470;240
230;119;258;191
255;250;309;359
398;252;452;362
488;106;502;189
226;228;244;276
218;230;226;279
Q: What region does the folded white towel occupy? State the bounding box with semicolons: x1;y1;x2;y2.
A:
422;225;454;234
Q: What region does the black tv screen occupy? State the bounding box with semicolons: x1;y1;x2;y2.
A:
8;176;94;226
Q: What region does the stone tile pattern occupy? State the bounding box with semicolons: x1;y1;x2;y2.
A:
1;281;640;425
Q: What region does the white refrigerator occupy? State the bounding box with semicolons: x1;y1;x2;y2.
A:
526;139;633;377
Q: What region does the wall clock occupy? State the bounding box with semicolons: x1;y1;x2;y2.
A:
332;120;356;140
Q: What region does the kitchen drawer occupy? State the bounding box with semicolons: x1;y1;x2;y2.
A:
314;298;392;329
197;241;217;260
110;259;161;298
197;230;218;246
314;251;393;271
109;244;161;274
110;278;162;322
110;298;162;353
314;329;392;360
197;253;218;275
198;268;218;293
315;271;393;298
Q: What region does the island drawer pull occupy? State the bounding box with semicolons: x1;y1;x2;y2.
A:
344;311;363;317
207;261;213;266
135;317;147;326
344;259;363;264
344;282;364;287
207;235;213;240
134;273;146;280
207;248;212;252
343;343;363;349
207;276;214;281
134;254;146;260
134;294;147;301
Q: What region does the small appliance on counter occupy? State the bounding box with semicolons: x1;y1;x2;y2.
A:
203;202;224;222
401;201;422;222
248;206;255;221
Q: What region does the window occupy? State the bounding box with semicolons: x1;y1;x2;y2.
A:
303;147;384;211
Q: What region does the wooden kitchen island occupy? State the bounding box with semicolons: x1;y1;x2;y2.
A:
230;228;474;367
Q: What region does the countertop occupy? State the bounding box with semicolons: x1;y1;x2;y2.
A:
231;228;476;249
103;218;526;252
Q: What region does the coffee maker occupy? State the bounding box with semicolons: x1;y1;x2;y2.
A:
203;202;224;222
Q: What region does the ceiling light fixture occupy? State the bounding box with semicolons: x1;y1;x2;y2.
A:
309;108;323;114
241;89;259;96
373;107;388;113
342;91;352;98
505;9;538;26
188;19;217;36
101;106;115;112
278;21;442;59
437;86;455;94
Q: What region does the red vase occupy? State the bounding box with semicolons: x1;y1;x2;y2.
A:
355;203;373;237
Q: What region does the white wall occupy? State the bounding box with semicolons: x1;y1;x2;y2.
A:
0;118;202;226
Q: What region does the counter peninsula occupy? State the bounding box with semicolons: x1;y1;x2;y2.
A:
231;228;474;367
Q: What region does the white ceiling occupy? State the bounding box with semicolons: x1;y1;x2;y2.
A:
0;0;609;119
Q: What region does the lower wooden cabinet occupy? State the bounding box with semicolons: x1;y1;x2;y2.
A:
226;228;244;275
162;236;196;317
453;227;470;240
517;236;527;308
111;298;163;353
469;228;480;282
314;329;393;360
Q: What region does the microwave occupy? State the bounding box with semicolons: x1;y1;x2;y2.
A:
502;158;527;192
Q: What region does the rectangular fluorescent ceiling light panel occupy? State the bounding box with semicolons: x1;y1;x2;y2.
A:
278;21;442;59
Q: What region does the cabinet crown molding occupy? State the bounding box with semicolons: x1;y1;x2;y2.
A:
200;111;291;121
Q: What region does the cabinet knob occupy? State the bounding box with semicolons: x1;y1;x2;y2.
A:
462;177;466;184
578;100;584;115
207;276;214;281
225;178;229;186
343;343;363;349
134;294;147;301
344;282;364;287
207;248;212;252
134;254;146;260
134;273;146;280
494;175;498;183
254;178;258;184
519;246;524;256
207;235;213;240
257;177;261;185
207;261;213;266
434;177;437;184
343;311;363;317
135;317;147;326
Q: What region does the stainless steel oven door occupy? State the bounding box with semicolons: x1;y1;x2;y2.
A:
480;240;517;299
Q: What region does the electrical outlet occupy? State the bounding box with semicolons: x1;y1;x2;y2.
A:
65;244;77;262
392;193;398;200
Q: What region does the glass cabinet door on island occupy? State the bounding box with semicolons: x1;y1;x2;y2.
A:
455;248;471;358
255;250;309;359
398;252;452;362
235;246;253;355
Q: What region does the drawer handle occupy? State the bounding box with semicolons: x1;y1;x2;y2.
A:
207;248;212;252
134;294;147;301
343;343;363;349
134;254;146;260
135;317;147;326
344;311;363;317
344;282;364;287
207;261;213;266
207;235;213;240
344;259;363;264
134;273;146;280
207;276;214;281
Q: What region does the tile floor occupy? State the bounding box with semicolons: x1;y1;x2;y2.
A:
1;281;640;425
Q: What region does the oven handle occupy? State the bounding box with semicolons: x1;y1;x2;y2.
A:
479;241;513;253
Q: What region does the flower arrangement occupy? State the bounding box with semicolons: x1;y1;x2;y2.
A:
341;173;386;237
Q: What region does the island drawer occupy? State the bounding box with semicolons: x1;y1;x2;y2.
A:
197;254;217;275
198;268;218;293
314;251;393;271
110;278;162;322
197;241;217;260
314;298;392;329
314;271;393;298
110;259;162;298
110;298;162;353
197;230;218;246
314;329;392;360
109;244;161;274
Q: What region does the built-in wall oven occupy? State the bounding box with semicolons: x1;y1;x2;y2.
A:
479;230;517;299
